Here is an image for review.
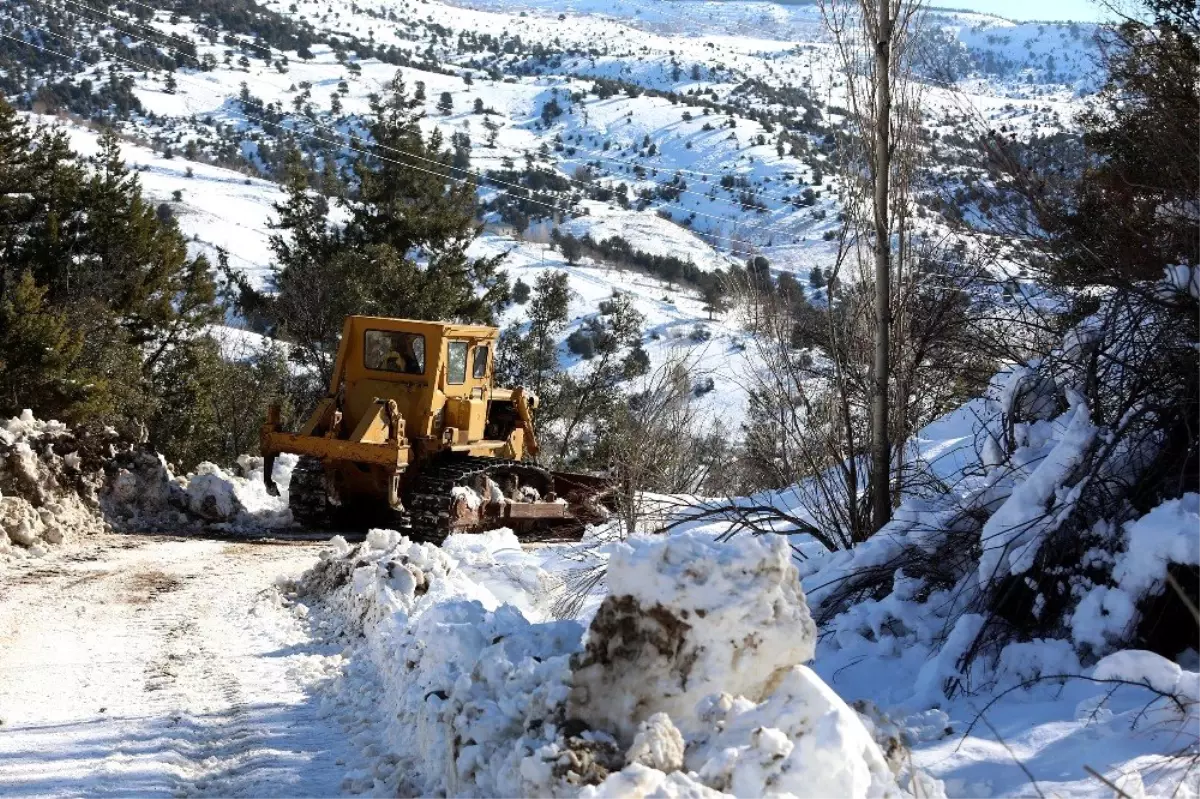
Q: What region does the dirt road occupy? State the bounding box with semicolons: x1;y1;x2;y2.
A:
0;535;359;798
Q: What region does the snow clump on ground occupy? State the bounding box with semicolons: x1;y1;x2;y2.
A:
295;528;941;798
181;455;296;531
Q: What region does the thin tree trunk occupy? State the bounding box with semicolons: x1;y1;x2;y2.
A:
870;1;893;532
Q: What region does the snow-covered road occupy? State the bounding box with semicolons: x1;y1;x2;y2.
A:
0;536;356;798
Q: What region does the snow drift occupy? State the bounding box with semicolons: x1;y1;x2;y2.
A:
294;528;940;798
1;411;113;555
0;409;297;556
805;280;1200;701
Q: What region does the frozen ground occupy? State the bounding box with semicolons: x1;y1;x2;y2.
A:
0;535;362;798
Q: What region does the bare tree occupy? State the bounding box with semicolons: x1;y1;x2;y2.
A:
719;233;991;551
606;355;715;536
821;0;926;531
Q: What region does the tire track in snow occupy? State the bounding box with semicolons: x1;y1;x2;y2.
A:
0;535;364;798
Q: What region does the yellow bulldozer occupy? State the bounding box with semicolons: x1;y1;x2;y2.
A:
261;315;608;540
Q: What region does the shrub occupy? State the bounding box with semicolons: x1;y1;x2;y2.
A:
567;328;595;359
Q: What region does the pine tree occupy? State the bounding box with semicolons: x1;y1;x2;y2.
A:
511;278;531;304
483;116;500;147
347;75;507;322
0;102;220;449
437;91;454;115
554;293;646;464
497;271;570;403
451;131;471;171
238;76;509;387
77;129;217;361
557;232;583;264
258;149;346;379
702;282;727;319
0;272;87;419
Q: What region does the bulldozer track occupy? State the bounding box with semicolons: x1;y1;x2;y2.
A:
287;455;583;544
405;456;559;542
287;456;335;529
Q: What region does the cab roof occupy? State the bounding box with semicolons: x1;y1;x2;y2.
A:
346;315;499;339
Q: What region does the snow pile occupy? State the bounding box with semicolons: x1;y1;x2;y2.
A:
0;409;296;552
299;529;938;798
1163;264;1200;301
569;533;817;741
100;444;189;531
182;455;296;530
102;444;295;532
1071;494;1200;654
296;528;581;796
582;667;920;799
0;411;111;556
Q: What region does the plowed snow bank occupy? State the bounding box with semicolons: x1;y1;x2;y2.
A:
295;528;942;798
0;410;296;557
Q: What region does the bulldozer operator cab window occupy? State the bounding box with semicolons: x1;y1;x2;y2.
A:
447;340;469;384
472;345;489;379
364;330;426;375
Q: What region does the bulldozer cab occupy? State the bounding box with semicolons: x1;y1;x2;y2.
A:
333;316;498;442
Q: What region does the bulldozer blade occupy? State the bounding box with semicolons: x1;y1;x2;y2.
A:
448;495;570;531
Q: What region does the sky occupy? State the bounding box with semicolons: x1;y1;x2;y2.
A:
931;0;1109;22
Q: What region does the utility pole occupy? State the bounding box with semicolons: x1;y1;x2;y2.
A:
870;0;894;533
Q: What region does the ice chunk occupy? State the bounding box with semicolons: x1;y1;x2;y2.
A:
625;713;685;773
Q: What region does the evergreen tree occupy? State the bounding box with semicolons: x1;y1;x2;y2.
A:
76;129;217;361
1045;2;1198;286
0;272;87;420
747;255;772;291
239;76;508;389
437;91;454;115
451;131;471;171
557;232;583;264
256;150;346;379
702;281;728;320
511;277;531;304
554;293;646;464
483;116;500;147
496;270;571;426
0;101;223;461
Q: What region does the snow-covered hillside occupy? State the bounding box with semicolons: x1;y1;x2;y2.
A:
0;0;1099;437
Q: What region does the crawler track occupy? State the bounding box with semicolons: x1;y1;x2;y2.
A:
287;455;588;544
287;456;334;529
405;456;559;542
